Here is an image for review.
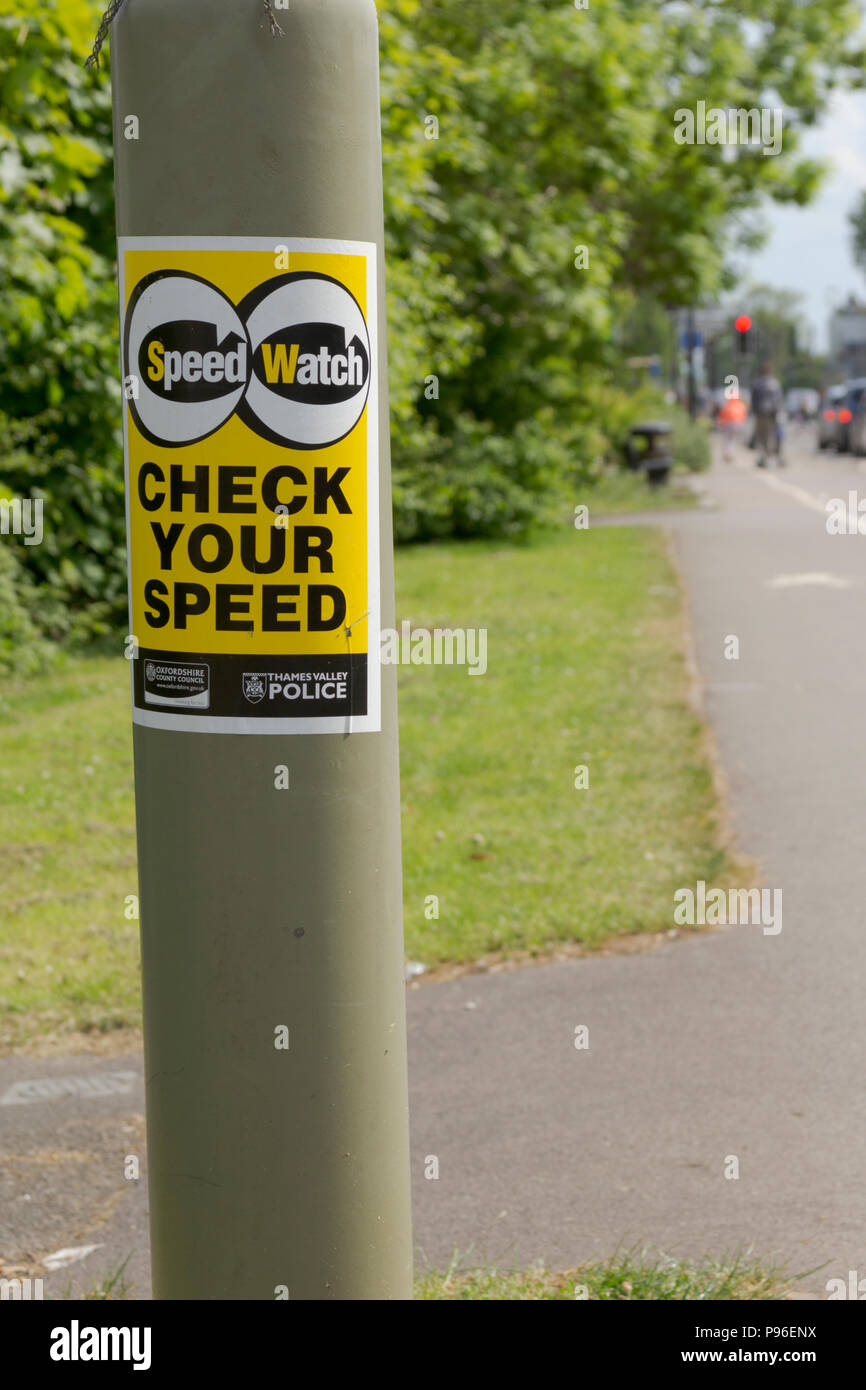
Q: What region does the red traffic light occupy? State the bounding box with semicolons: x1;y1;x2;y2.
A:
735;315;752;333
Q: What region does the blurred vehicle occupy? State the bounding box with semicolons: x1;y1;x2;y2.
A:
834;379;866;454
818;384;849;450
849;384;866;457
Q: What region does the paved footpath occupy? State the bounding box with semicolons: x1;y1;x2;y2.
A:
2;427;865;1298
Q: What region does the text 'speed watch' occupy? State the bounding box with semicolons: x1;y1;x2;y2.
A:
118;237;381;734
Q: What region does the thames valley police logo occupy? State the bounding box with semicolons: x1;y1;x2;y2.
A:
242;673;268;704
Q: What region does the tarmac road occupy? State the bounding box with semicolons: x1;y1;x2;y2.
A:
2;423;865;1299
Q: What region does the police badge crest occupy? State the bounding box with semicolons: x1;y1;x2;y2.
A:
242;673;267;704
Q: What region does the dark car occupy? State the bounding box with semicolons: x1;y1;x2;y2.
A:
848;381;866;457
818;383;853;451
833;379;866;454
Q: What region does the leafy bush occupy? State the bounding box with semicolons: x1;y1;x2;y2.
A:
0;541;53;675
670;409;712;472
0;0;122;646
583;382;712;475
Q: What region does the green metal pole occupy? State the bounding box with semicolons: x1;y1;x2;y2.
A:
110;0;412;1299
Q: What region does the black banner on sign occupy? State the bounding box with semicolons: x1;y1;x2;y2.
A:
134;649;367;720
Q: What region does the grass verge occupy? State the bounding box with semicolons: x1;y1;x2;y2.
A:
0;526;744;1049
579;468;700;514
71;1250;803;1301
416;1249;803;1301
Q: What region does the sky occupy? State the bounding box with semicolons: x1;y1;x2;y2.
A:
738;87;866;353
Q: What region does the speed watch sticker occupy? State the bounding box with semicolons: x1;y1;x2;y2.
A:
118;237;380;734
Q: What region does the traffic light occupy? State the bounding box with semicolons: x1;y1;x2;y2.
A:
735;314;752;354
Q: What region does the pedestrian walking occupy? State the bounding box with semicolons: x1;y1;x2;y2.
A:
716;395;748;461
750;362;785;467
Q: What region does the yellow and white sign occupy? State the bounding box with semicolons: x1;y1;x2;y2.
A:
118;237;380;733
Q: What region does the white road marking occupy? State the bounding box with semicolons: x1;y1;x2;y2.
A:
767;572;856;590
1;1071;137;1106
756;472;830;513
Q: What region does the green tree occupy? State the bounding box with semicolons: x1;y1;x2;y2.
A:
381;0;865;534
850;189;866;280
0;0;122;640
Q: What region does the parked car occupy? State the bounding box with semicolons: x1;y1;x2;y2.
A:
849;384;866;457
818;384;850;450
835;379;866;454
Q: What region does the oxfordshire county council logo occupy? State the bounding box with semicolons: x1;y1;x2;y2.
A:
123;270;371;451
242;673;268;704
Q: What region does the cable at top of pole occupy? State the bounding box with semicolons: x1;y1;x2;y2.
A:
84;0;128;71
84;0;283;72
